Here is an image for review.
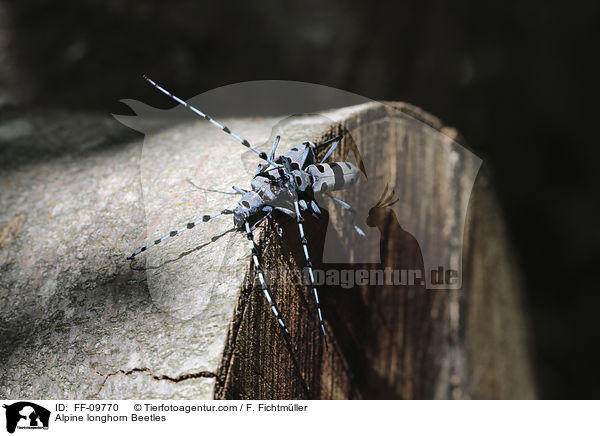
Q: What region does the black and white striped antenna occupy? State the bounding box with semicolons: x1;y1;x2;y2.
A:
143;75;279;169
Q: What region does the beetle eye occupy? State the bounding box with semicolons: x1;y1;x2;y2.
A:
241;200;250;208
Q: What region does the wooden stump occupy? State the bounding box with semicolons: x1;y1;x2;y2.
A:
215;102;536;399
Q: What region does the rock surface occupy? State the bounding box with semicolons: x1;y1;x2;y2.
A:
0;102;535;399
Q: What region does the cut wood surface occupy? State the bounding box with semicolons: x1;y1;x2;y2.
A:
0;101;535;399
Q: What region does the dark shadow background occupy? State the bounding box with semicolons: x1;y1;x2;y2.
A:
1;0;598;398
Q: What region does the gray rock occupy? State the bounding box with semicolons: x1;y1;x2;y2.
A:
0;102;535;399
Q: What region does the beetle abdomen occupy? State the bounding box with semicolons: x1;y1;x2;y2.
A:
307;162;359;193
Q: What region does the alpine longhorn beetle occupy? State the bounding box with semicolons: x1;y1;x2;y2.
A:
128;76;366;344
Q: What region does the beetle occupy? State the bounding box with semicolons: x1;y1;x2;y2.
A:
128;76;365;345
